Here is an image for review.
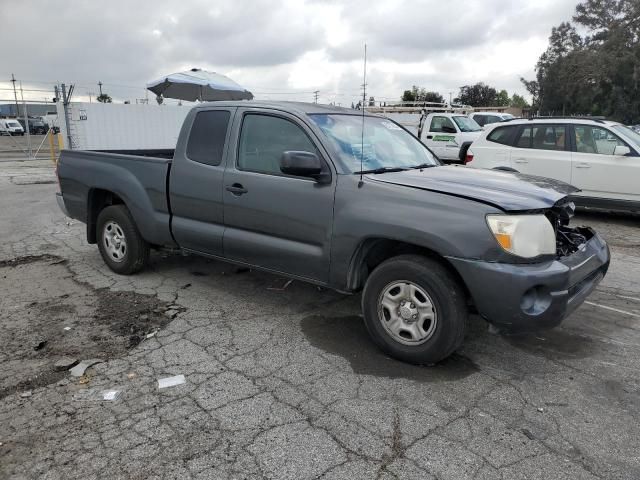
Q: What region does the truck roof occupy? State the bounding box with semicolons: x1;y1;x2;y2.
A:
194;100;370;117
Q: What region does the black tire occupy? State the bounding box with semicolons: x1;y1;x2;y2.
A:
361;254;467;365
459;143;471;163
96;205;149;275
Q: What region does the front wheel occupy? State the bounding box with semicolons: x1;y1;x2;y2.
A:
362;254;467;364
96;205;149;274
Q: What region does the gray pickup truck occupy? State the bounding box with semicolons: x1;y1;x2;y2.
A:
56;101;610;364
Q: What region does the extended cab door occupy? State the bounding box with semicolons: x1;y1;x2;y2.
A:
169;107;235;255
570;124;640;203
510;123;572;182
422;115;459;160
222;108;336;283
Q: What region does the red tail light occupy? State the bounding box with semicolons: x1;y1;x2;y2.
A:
464;153;474;164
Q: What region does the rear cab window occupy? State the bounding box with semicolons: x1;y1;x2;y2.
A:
186;110;231;166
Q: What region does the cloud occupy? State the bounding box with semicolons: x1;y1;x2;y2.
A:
0;0;580;105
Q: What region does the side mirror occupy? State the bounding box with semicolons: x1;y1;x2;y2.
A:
441;125;456;134
614;145;631;156
280;151;325;180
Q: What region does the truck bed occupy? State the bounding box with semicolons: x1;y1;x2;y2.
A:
56;149;175;247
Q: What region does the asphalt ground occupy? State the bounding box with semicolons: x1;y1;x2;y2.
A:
0;158;639;479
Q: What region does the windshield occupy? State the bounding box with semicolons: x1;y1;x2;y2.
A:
612;124;640;147
501;114;515;120
7;122;20;127
309;114;438;172
452;116;481;132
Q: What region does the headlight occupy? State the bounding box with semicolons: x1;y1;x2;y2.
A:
486;214;555;258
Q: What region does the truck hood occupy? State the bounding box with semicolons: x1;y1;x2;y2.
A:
367;165;579;211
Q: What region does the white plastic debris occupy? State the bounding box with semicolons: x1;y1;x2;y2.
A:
63;327;71;331
20;391;32;398
158;374;186;389
102;390;121;401
146;329;159;339
69;359;103;377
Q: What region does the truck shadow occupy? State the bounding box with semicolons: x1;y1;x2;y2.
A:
300;314;479;382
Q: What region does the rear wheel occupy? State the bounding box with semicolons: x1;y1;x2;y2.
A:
362;254;467;364
96;205;149;274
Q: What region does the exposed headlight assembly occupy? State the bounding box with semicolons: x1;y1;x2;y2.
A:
486;214;556;258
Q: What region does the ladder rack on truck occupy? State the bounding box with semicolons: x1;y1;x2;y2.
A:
365;102;480;164
365;101;474;139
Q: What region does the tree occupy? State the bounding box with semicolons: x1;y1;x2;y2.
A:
454;83;497;107
97;93;112;103
495;90;510;106
522;0;640;122
510;93;530;108
401;86;444;103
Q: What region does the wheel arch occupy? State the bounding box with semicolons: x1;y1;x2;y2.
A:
87;188;125;244
346;237;471;302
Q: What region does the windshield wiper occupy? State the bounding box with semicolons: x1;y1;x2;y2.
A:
355;167;408;174
408;163;437;170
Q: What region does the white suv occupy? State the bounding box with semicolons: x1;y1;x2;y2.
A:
466;118;640;212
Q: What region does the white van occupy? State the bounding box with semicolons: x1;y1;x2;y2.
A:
0;119;25;136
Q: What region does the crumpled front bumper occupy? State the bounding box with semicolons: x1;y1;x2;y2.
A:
447;229;610;333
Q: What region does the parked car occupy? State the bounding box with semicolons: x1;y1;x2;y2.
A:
0;119;25;136
466;117;640;212
56;102;609;364
469;111;515;127
18;117;48;134
420;112;482;163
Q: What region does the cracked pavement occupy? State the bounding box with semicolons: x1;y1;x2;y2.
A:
1;159;639;479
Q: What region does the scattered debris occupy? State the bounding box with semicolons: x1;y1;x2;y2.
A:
537;407;544;413
33;340;47;351
54;357;79;371
102;390;120;401
69;359;103;377
158;374;186;389
20;391;32;398
180;283;192;289
139;314;149;321
127;372;137;380
63;326;72;331
522;428;536;440
146;329;159;339
78;375;91;385
267;279;293;291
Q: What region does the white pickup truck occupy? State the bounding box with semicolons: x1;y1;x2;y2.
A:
420;113;482;163
364;104;482;163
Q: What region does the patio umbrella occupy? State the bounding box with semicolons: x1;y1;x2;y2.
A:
146;68;253;102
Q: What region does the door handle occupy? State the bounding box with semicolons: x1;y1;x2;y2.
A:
226;183;248;195
514;158;528;164
575;163;591;169
426;135;433;139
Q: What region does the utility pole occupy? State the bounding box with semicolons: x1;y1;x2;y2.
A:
11;74;19;117
313;90;319;103
98;81;103;96
449;92;453;105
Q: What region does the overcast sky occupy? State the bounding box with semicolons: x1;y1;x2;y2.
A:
0;0;579;106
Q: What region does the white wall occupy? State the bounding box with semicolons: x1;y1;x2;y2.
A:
57;102;189;150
